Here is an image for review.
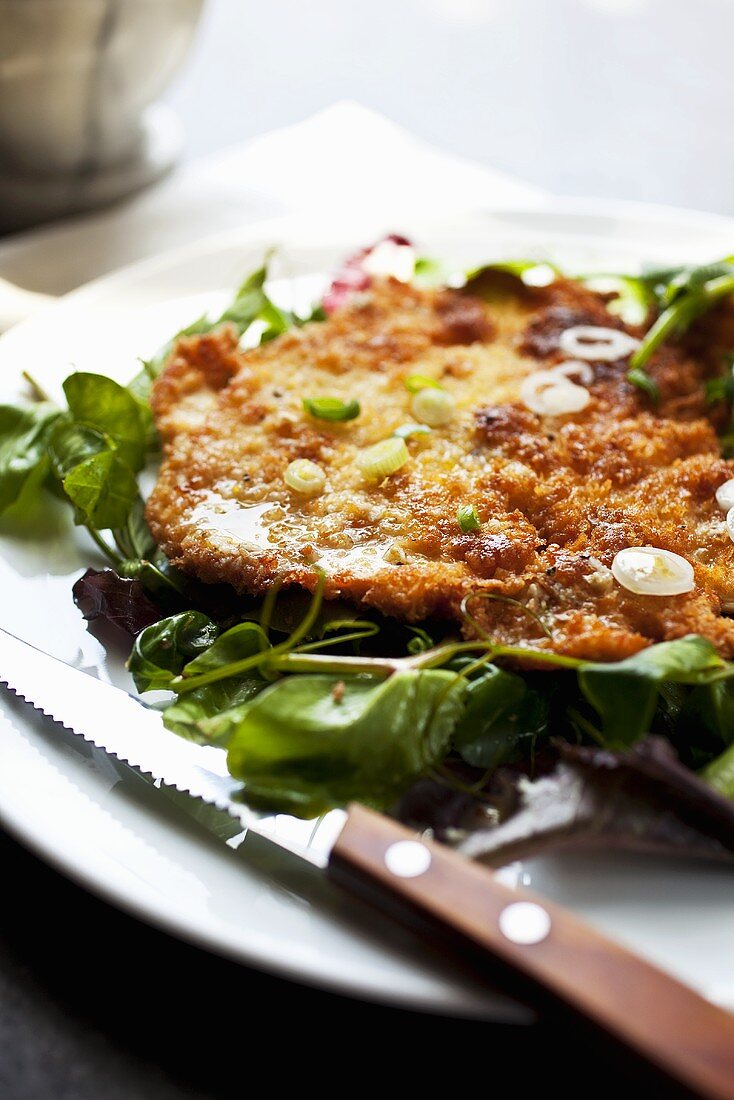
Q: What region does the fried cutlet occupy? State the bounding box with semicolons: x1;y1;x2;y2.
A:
145;272;734;660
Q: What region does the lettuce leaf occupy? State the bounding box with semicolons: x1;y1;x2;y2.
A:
226;670;466;817
0;402;61;514
579;635;727;747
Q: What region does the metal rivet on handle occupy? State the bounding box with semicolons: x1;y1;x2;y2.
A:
384;840;432;878
499;901;551;945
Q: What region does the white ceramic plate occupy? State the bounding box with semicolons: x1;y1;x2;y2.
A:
1;205;734;1022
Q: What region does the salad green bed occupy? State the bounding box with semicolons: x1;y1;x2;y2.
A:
2;247;734;824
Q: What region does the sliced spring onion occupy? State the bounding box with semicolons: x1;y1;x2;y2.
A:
611;547;694;596
393;423;432;439
551;359;594;385
411;386;456;427
303;396;360;421
457;504;481;533
716;478;734;513
520;371;590;416
357;437;409;480
559;325;640;361
284;458;326;495
404;374;442;393
727;506;734;545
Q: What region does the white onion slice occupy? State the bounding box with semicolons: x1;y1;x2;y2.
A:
361;239;415;282
726;506;734;544
611;547;695;596
551;359;594;385
716;478;734;513
520;370;590;416
559;325;640;361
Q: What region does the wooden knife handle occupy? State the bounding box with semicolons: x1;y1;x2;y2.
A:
329;803;734;1099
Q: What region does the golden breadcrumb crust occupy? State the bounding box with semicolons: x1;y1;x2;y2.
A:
146;274;734;659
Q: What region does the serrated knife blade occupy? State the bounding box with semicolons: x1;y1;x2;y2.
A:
3;625;734;1098
0;626;345;865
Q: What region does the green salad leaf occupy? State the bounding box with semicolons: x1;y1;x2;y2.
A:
579;635;727;747
629;257;734;378
180;621;269;679
463;259;560;301
48;420;106;480
63;373;147;471
702;741;734;798
453;666;530;767
129;611;220;692
0;402;61;514
113;495;158;562
226;669;467;816
63;450;140;531
218;261;293;340
128;255;302;408
162;678;265;746
412;255;453;287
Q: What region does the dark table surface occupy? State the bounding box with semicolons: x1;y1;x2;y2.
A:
1;824;658;1099
3;1;733;1095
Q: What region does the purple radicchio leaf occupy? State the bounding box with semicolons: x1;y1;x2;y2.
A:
322;234;413;315
447;737;734;867
72;568;162;636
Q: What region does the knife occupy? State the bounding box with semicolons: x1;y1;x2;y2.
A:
2;627;734;1098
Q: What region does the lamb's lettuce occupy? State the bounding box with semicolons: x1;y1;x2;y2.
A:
703;741;734;798
579;636;728;747
129;611;220;692
62;449;140;531
0;402;61;514
162;678;265;746
63;373;148;470
226;670;467;816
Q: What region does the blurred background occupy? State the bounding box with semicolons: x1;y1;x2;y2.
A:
0;0;730;238
165;0;731;214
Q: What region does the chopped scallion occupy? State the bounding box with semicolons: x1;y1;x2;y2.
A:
357;437;409;480
303;397;360;421
393;423;432;439
457;504;481;533
404;374;442;394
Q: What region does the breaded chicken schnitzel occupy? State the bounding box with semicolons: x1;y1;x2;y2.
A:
146;269;734;660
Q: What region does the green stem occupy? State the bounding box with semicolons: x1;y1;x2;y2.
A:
257;639;497;683
268;652;403;677
269;639;582;680
492;643;582;669
170;623;583;696
171;573;326;693
86;526;123;567
292;624;380;654
22;371;53;403
631;272;734;371
566;706;606;748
